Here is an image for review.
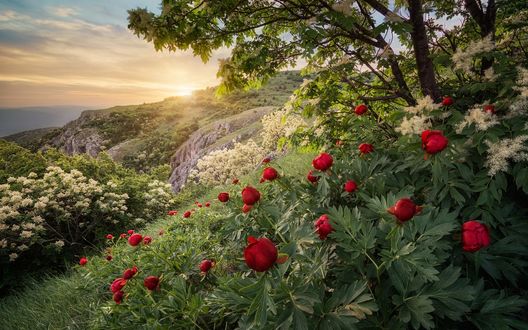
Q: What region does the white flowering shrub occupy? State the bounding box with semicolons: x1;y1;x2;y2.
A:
260;108;307;150
0;166;174;267
189;140;266;186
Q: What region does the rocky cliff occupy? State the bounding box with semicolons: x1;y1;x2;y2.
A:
169;106;274;191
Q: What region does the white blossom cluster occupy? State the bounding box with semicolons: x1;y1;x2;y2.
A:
396;96;439;136
485;135;528;176
142;180;176;219
261;109;307;150
332;0;353;15
189;140;266;186
452;35;495;73
0;166;139;262
455;105;499;133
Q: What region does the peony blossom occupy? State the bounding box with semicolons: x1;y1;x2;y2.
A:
359;143;374;154
314;214;334;240
421;130;448;154
110;278;127;293
242;204;253;213
183;211;191;218
106;234;114;240
218;192;230;203
462;221;490;252
244;236;278;272
442;96;454;106
312;153;333;171
143;236;152;245
355;104;368;115
307;170;319;183
144;276;160;291
241;186;261;205
388;198;422;222
262;167;279;181
200;259;214;273
344;180;357;193
128;233;143;246
79;257;88;266
123;266;138;280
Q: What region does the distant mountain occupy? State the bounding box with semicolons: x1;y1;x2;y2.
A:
0;106;91;137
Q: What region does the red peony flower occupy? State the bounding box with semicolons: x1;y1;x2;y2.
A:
183;211;191;218
242;186;261;205
113;290;124;304
232;178;239;184
79;257;88;266
244;236;278;272
110;277;127;293
144;276;160;291
344;180;357;193
120;233;127;239
197;203;203;208
123;266;138;280
442;96;454;106
421;130;448;154
127;230;134;235
462;221;490;252
262;157;271;164
167;210;178;216
106;255;112;261
218;192;230;203
314;214;334;240
128;233;143;246
143;236;152;245
200;259;214;273
388;198;422;222
307;170;319;183
359;143;374;154
262;167;278;181
355;104;368;115
205;202;211;207
312;153;333;171
106;234;114;240
483;104;496;114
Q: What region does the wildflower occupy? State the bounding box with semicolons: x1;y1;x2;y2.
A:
244;236;278;272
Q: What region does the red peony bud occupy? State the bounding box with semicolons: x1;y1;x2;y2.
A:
218;192;230;203
183;211;191;218
128;233;143;246
106;255;112;261
232;178;239;184
244;236;278;272
143;276;160;291
314;214;334;240
197;203;203;208
421;130;448;154
127;230;134;235
167;210;178;216
259;178;265;183
388;198;421;222
483;104;496;114
344;180;357;193
307;170;319;183
442;96;454;106
143;236;152;245
79;257;88;266
110;277;127;293
462;221;490;252
123;266;138;280
120;233;127;239
205;202;211;207
158;229;164;236
200;259;213;272
242;204;253;213
123;267;137;280
359;143;374;154
262;167;279;181
354;104;368;115
106;234;114;240
312;152;333;171
242;186;261;205
262;157;271;164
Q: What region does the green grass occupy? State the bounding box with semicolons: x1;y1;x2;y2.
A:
0;149;316;330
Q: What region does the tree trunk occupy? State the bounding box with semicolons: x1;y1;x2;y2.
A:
407;0;441;100
463;0;496;72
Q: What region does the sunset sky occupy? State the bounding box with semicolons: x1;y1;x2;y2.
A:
0;0;227;108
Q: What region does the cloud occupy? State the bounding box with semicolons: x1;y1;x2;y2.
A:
0;2;224;107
